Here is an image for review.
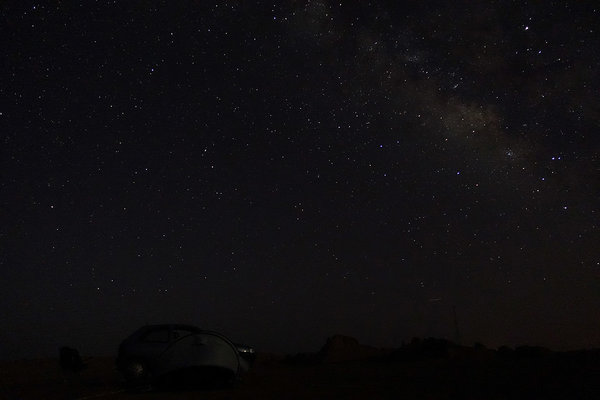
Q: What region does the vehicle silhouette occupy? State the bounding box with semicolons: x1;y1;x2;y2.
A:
116;324;254;389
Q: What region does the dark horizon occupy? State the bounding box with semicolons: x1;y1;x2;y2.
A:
3;309;599;361
2;1;599;361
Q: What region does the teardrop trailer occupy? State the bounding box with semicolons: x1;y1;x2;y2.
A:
116;324;255;389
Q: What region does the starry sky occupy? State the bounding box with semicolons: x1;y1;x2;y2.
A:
1;1;599;359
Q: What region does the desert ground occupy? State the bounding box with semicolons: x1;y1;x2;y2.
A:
2;337;600;399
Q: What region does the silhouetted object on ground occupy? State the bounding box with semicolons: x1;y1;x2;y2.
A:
285;335;390;365
59;346;86;372
496;345;514;358
115;324;253;391
473;342;486;350
318;334;384;363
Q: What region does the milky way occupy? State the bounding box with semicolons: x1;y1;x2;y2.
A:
1;1;599;358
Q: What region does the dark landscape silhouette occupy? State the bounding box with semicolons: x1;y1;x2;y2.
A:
2;334;599;399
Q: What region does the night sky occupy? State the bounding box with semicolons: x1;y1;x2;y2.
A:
2;1;599;359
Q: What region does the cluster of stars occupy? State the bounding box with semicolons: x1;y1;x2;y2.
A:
1;1;598;357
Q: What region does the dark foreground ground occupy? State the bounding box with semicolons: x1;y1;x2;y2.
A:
2;351;600;399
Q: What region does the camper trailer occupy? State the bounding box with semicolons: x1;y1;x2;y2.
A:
116;324;254;388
